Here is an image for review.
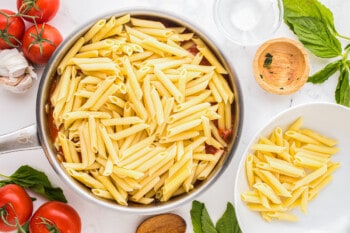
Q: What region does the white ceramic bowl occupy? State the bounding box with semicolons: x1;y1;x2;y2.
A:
234;102;350;233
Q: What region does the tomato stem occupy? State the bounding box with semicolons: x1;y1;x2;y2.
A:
14;218;27;233
0;9;38;48
0;204;16;228
20;0;41;15
38;217;61;233
19;0;40;23
0;11;22;48
0;203;27;232
28;23;56;56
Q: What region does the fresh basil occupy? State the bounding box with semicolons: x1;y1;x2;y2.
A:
0;165;67;202
283;0;337;34
201;207;217;233
335;66;350;106
288;16;341;58
191;201;211;233
216;202;242;233
308;60;341;83
283;0;350;107
190;201;242;233
263;53;273;69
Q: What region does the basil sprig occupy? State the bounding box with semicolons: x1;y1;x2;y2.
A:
283;0;350;107
0;165;67;203
190;201;242;233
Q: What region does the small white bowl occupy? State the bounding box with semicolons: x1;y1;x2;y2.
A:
234;103;350;233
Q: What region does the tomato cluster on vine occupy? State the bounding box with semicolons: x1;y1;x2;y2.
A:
0;184;81;233
0;0;62;65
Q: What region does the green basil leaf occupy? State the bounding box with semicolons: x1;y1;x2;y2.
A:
191;201;243;233
335;66;344;103
0;165;67;203
308;60;341;83
44;186;67;202
315;1;337;34
191;201;205;233
335;67;350;106
283;0;337;34
5;165;52;187
30;184;67;203
216;202;242;233
289;16;341;58
0;179;11;186
191;201;217;233
201;205;217;233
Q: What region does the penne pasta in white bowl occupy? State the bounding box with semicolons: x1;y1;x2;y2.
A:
234;102;350;233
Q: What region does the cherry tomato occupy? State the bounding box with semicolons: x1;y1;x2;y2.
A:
0;9;25;49
22;23;62;65
29;201;81;233
0;184;33;232
17;0;60;24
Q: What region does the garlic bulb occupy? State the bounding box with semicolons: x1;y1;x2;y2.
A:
0;48;37;93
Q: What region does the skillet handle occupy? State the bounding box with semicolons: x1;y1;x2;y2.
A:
0;125;41;154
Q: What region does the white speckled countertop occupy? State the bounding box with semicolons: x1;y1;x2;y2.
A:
1;0;349;232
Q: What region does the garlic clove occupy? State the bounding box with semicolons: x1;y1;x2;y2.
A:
2;74;34;93
0;48;37;93
26;65;37;79
0;75;25;86
0;49;29;79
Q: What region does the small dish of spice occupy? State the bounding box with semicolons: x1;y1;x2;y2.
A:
253;37;310;95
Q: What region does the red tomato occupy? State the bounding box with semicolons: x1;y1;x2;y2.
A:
29;201;81;233
0;9;25;49
0;184;33;232
205;144;218;154
22;23;62;65
219;128;232;143
17;0;60;24
186;42;199;55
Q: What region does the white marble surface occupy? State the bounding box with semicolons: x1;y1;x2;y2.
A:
0;0;349;232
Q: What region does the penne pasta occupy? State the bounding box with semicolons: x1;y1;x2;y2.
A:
50;14;236;206
241;117;341;222
130;17;166;29
300;128;338;147
57;37;85;74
